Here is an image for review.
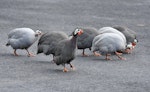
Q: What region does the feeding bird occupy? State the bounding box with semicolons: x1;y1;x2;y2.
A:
6;28;42;56
92;27;127;60
112;25;138;53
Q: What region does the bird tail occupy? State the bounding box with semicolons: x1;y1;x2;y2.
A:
37;47;43;54
37;45;46;54
6;43;10;46
37;50;40;54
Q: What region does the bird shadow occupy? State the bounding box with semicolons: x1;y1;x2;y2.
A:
25;60;53;65
76;54;96;57
92;58;114;62
91;56;123;62
50;69;66;73
76;54;108;61
0;53;28;58
52;69;64;72
44;68;77;75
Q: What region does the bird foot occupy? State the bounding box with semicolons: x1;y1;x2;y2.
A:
125;49;132;54
93;52;101;56
82;53;89;57
14;50;19;56
71;67;75;71
105;57;112;60
115;52;126;60
27;53;35;57
119;57;126;60
115;52;122;55
14;53;19;56
105;54;112;60
70;64;75;70
63;68;69;72
50;60;55;64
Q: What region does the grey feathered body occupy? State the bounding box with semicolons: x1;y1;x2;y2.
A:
77;27;99;50
6;28;38;49
53;36;77;65
112;26;137;44
92;33;126;55
98;27;127;44
37;31;68;55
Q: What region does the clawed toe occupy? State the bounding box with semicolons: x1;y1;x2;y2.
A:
71;66;75;70
14;50;19;56
115;52;122;55
63;68;69;72
106;57;112;60
27;53;35;57
120;57;126;60
93;52;101;56
115;52;126;60
70;64;75;70
14;53;19;56
82;54;89;57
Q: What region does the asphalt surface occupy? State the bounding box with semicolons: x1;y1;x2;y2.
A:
0;0;150;92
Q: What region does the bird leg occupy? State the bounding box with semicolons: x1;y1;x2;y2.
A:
125;48;133;54
115;51;122;55
82;49;89;56
50;55;55;64
14;49;19;56
69;63;75;70
93;51;101;56
115;52;126;60
105;54;112;60
26;49;35;57
63;64;68;72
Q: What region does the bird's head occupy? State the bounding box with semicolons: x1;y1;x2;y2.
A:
132;39;138;47
72;28;83;36
35;30;42;36
125;39;138;53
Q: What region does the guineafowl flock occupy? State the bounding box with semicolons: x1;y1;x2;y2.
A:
6;26;138;72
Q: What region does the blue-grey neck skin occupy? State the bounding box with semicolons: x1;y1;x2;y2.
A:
70;35;77;49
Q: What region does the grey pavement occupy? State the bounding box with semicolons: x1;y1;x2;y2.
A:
0;0;150;92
